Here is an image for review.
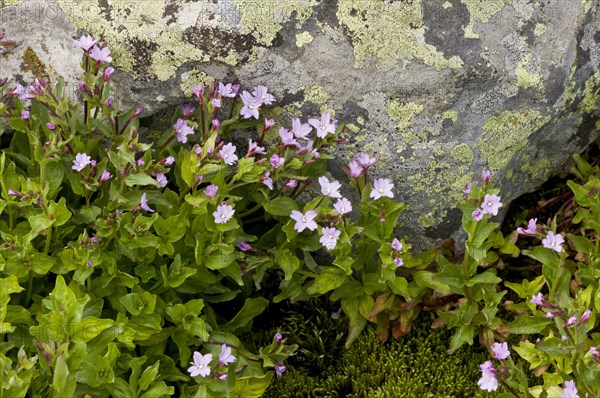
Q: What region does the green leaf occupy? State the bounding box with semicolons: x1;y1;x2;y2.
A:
138;362;160;394
44;160;64;198
465;270;501;287
330;279;364;301
125;173;161;188
73;317;114;343
306;267;347;295
139;382;174;398
27;213;53;240
264;197;299;216
228;373;273;398
514;342;547;369
48;197;72;226
154;213;189;243
342;295;373;348
275;248;300;281
506;316;552;334
222;298;269;333
448;324;475;354
413;271;452;295
432;263;465;294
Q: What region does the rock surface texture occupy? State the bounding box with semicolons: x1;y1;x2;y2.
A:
2;0;600;249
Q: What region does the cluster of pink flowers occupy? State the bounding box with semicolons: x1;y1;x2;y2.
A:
478;342;510;392
472;193;502;221
73;34;112;63
517;218;565;253
187;344;236;380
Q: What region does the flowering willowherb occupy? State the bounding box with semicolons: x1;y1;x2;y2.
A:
264;118;275;132
252;85;275;105
517;218;537;235
211;98;221;109
240;91;261;119
103;66;115;81
480;194;502;216
136;158;145;167
318;176;342;198
279;127;299;147
21;110;29;120
274;360;286;377
530;293;544;306
492;342;510;360
589;347;599;358
482;169;491;184
173;118;194;143
248;139;266;155
73;34;97;51
291;117;312;140
238;242;253;251
477;360;498;392
46;122;56;130
140;193;154;213
542;231;564;253
270;154;285;169
188;352;212;378
472;208;483;221
391;238;402;251
348;160;363;178
89;45;112;63
566;316;577;327
333;197;353;215
218;344;236;365
394;257;403;267
213;202;235;224
220;143;238;166
204;184;218;197
562;380;579;398
261;171;273;190
218;82;238;98
191;85;204;98
156;173;168;188
164;156;175;166
290;210;318;232
370;178;394;200
274;332;283;343
308;112;336;138
356;152;377;168
582;309;592;322
72;153;92;171
298;139;320;159
320;227;341;250
463;181;472;194
99;170;112;182
284;179;298;188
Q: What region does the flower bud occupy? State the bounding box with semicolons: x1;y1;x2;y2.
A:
103;66;115;81
212;118;221;131
46;122;56;130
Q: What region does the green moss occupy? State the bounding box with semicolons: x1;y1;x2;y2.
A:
515;54;542;90
295;31;314;47
479;109;550;171
336;0;463;71
387;100;424;143
21;47;49;80
264;321;495;398
451;144;474;163
234;0;316;46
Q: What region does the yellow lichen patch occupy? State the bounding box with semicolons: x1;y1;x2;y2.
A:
460;0;509;38
442;109;458;122
479;109;550;170
302;84;331;108
22;47;49;80
2;0;19;6
581;0;592;13
533;23;546;37
234;0;316;46
179;69;214;96
515;54;542;90
451;144;474;163
521;157;551;181
336;0;463;71
418;213;436;228
296;31;314;47
442;1;453;9
387;99;424;142
581;71;600;114
216;51;240;66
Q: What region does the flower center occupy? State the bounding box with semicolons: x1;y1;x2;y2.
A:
320;124;326;130
302;216;308;223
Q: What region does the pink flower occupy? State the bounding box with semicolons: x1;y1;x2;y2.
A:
394;257;403;267
356;152;377;168
472;208;483;221
173;118;194;143
285;179;298;188
188;352;212;378
72;153;92;171
264;118;275;132
562;380;578;398
274;361;286;377
333;197;353;215
391;238;402;251
582;309;592;322
492;342;510;360
480;194;502;216
370;178;394;200
140;193;154;213
99;170;112;182
212;118;221;131
542;231;565;252
240;91;261;119
270;154;285;169
136;158;145;167
318;176;342;198
238;242;253;251
320;227;341;250
261;171;273;190
156;173;168;188
205;184;218;197
191;85;204;98
291;117;312;140
308;112;336;138
103;66;115;81
477;360;498;392
220;143;238;166
164;156;175;166
212;98;221;109
566;316;577;327
252;85;275;105
517;218;537;235
248;139;266;155
21;110;29;120
463;181;472;194
218;344;236;365
73;34;97;51
530;293;544;306
348;160;363;178
213;202;235;224
290;210;318;232
482;169;491;184
279;127;299;147
89;45;112;63
218;82;238;98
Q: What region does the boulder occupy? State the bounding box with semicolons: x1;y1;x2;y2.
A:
2;0;600;249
